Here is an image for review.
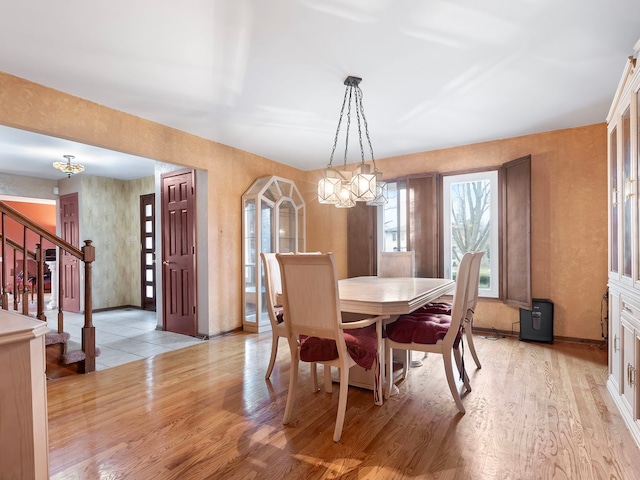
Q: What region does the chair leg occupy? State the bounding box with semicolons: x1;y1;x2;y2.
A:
311;362;319;392
324;365;333;393
283;350;300;424
453;347;471;392
385;346;394;400
402;350;410;379
466;322;481;369
265;331;279;379
333;366;349;442
443;350;465;414
373;356;382;405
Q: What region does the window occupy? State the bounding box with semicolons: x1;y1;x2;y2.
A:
380;180;406;252
364;155;530;305
443;171;499;298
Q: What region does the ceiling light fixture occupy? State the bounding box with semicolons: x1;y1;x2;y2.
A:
318;76;387;208
53;155;85;178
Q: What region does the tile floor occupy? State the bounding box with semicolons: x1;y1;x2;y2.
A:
43;307;206;371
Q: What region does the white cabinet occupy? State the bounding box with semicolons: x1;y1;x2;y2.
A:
608;38;640;446
242;176;305;332
621;317;637;417
609;287;622;393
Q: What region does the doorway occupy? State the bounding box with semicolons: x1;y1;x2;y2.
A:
59;192;81;312
161;169;197;336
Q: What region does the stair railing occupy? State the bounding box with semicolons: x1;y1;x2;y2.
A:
0;200;97;373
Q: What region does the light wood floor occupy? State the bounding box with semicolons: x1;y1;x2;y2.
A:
47;331;640;479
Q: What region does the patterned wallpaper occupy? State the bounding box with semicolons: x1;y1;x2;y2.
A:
0;172;58;200
79;175;154;309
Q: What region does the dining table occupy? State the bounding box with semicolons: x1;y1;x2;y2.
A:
337;276;455;403
338;276;455;316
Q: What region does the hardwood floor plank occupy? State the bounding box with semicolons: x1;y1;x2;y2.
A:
47;332;640;479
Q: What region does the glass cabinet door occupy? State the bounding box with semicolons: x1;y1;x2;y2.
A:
611;126;619;274
242;176;306;332
278;200;296;253
636;91;640;284
623;107;632;278
243;198;257;324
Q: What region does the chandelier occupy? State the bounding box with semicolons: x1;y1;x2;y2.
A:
53;155;85;178
317;76;387;208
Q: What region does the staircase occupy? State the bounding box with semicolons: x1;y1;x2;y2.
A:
45;330;101;379
0;200;98;376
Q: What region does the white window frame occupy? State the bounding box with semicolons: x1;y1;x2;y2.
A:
443;170;499;298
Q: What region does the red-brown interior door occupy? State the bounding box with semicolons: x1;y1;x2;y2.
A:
59;193;80;312
161;170;196;336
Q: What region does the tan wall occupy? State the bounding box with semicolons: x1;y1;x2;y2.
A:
0;71;608;340
0;71;307;336
305;124;609;341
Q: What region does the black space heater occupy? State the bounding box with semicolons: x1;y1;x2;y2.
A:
519;299;554;344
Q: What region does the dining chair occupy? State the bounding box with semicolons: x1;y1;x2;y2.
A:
384;251;478;413
261;252;288;379
378;251;415;278
419;251;485;369
277;252;387;442
378;250;416;377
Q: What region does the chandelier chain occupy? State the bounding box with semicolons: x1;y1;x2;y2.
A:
343;86;353;167
357;86;377;172
354;87;366;164
328;86;350;168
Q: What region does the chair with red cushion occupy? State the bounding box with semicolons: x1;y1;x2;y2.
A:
261;252;288;379
384;251;481;413
378;251;415;278
419;251;485;369
378;250;416;377
277;252;388;442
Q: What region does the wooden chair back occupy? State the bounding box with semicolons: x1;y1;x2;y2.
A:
260;252;282;330
276;253;346;356
441;252;474;348
466;251;484;315
378;251;415;278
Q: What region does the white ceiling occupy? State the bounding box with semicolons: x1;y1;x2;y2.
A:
0;0;639;181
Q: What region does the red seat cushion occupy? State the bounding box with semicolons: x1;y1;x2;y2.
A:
386;312;461;346
299;323;378;370
417;302;452;315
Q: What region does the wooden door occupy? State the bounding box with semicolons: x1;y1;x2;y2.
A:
59;193;80;312
347;203;377;277
140;193;156;311
161;170;196;336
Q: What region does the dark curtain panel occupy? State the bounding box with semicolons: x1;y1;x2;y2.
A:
347;202;377;277
500;155;532;308
407;174;442;278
